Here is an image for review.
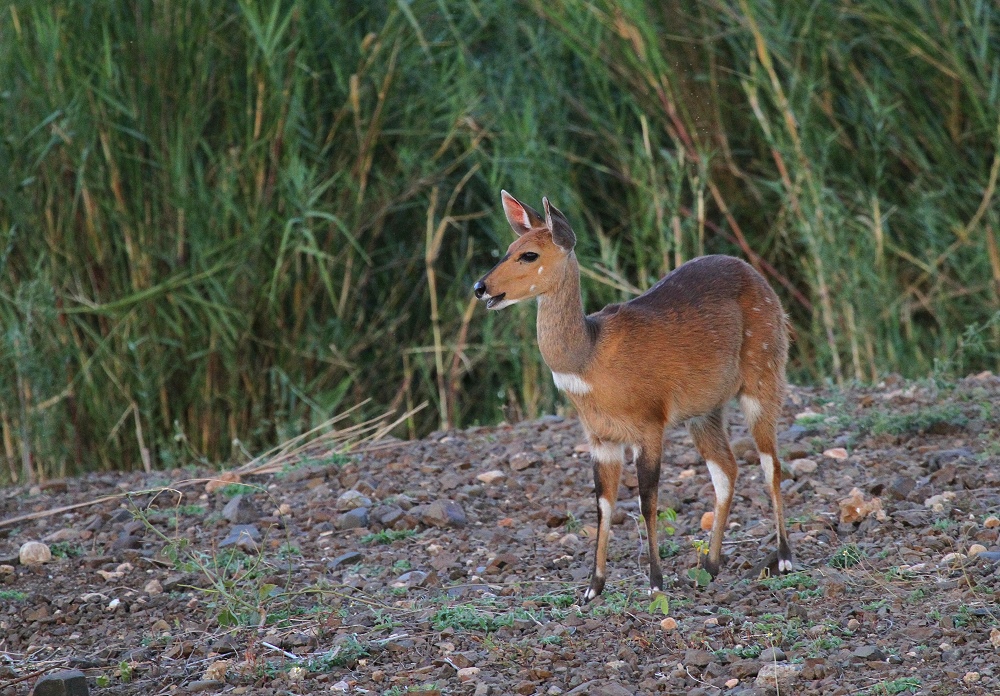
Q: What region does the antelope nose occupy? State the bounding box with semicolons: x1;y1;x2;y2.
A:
473;280;487;299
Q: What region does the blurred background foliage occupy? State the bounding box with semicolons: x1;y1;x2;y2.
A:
1;0;999;481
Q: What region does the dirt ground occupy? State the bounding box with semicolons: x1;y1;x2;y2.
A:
2;374;1000;696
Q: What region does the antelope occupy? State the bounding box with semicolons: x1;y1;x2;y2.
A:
473;191;793;601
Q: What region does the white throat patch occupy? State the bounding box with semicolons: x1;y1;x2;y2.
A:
552;372;592;395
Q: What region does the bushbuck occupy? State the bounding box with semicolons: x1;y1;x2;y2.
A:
473;191;793;601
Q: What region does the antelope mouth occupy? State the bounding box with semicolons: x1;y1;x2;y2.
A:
485;292;507;309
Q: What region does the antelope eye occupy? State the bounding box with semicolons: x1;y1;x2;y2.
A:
518;252;539;262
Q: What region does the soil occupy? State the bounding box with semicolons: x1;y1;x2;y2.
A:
2;374;1000;696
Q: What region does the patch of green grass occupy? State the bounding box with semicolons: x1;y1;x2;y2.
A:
931;518;955;531
860;599;887;611
658;540;681;559
865;677;921;695
857;404;967;436
525;592;577;609
431;605;521;633
361;529;417;545
303;636;368;671
49;542;86;559
828;543;865;569
0;590;28;601
759;571;817;591
218;483;259;498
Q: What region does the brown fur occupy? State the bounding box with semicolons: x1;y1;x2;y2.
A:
475;191;792;599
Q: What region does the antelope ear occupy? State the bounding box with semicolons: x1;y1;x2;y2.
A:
543;197;576;251
501;190;545;236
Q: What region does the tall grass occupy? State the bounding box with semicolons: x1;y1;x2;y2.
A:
1;1;998;481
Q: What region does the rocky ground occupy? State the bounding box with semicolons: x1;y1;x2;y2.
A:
2;375;1000;696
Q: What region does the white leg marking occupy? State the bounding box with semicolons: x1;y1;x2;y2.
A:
740;395;764;427
584;586;598;601
706;460;732;503
591;442;625;464
760;453;775;487
598;497;614;530
552;372;592;395
778;558;794;573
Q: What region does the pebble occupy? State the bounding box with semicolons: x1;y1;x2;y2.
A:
700;511;714;531
823;447;849;460
457;667;481;681
219;524;262;553
923;491;956;509
755;663;801;692
222;494;260;524
19;541;52;565
788;458;818;477
968;544;987;557
422;499;467;528
143;579;163;595
963;672;980;684
336;507;370;530
758;647;786;662
476;470;506;484
328;551;364;569
336;489;372;510
724;678;739;688
660;617;678;631
989;628;1000;650
984;516;1000;529
31;669;89;696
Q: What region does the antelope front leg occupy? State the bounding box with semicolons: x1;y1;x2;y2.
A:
584;441;624;602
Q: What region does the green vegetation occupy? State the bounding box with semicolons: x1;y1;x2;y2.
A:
361;529;417;545
857;404;969;436
2;1;1000;480
0;590;29;601
829;543;866;569
865;677;921;695
759;571;817;592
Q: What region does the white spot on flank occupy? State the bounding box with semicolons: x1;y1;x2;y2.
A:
706;460;732;504
591;442;625;465
762;342;769;350
740;395;764;427
760;453;775;487
537;265;545;275
552;372;592;395
745;329;753;337
529;284;536;292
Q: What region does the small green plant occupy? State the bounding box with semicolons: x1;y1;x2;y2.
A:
525;592;576;609
828;543;865;569
648;593;670;616
360;529;417;545
392;559;412;571
931;518;955;531
865;677;921;695
857;404;967;436
860;599;887;611
687;567;712;587
759;571;817;591
303;636;369;671
49;542;85;559
117;661;133;684
218;483;259;498
658;540;681;558
564;512;583;533
95;675;111;688
0;590;28;601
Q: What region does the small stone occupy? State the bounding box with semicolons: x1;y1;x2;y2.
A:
457;667;481;682
989;627;1000;649
684;649;713;668
852;645;886;661
923;491;955;509
509;452;542;471
700;511;715;531
885;475;916;500
984;516;1000;529
219;524;262;552
328;551;363;569
731;436;756;460
336;507;370;530
546;510;570;527
559;533;580;546
422;499;467;528
222;494;260;524
847;618;861;631
476;470;506;485
0;564;14;575
822;447;848;460
941;552;967;567
968;544;987;557
725;678;739;688
32;669;89;696
336;489;372;511
144;579;163;595
19;541;52;565
755;663;801;692
759;647;786;662
963;672;980;684
660;617;678;631
202;660;230;682
392;570;428;588
788;458;818;477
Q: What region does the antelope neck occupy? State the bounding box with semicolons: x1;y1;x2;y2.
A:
535;253;594;375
